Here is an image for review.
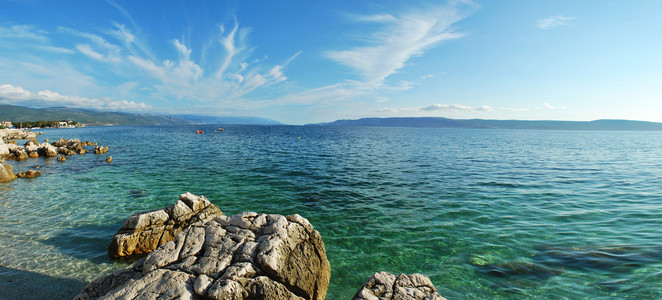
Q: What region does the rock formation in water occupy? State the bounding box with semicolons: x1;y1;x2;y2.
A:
93;146;109;154
353;272;445;300
0;163;17;183
79;199;331;299
16;169;42;179
2;138;102;160
0;128;41;141
108;192;222;258
0;139;9;159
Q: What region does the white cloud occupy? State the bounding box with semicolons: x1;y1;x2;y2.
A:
421;104;493;112
543;103;566;110
59;26;122;63
0;84;149;110
0;25;48;42
536;16;575;29
325;4;471;85
76;44;105;61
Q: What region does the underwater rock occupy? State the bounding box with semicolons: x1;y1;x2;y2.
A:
0;163;17;183
353;272;445;300
79;208;331;300
108;192;222;258
57;155;66;162
16;169;42;179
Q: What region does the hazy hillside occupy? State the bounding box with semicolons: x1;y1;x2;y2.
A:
0;105;192;126
309;117;662;131
0;105;283;126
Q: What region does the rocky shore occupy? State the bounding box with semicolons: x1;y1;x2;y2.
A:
77;193;445;300
0;129;109;183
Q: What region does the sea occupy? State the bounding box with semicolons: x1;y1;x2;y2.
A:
1;125;661;299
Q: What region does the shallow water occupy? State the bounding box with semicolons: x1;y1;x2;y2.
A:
1;125;662;299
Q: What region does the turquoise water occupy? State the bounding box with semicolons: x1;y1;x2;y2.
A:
1;125;662;299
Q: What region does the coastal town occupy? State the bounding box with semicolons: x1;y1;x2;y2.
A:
1;120;84;129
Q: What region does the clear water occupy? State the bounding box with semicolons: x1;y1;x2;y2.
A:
1;125;661;299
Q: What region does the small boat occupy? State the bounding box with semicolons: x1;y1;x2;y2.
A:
218;128;224;131
196;130;204;134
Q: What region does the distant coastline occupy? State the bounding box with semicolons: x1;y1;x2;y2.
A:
307;117;662;131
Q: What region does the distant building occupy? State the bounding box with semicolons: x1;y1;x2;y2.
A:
2;121;13;128
59;121;68;127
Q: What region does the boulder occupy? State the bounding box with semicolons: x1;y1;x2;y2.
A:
0;163;17;183
93;146;109;154
52;138;68;147
0;139;9;158
28;152;39;158
108;192;222;258
38;142;58;157
78;208;331;300
105;156;112;163
353;272;445;300
24;139;39;147
16;169;42;179
15;149;28;161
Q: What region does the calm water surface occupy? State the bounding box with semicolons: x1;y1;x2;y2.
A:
1;125;661;299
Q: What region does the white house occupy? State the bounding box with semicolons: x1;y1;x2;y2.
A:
2;121;12;128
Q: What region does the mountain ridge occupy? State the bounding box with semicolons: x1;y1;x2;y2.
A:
307;117;662;131
0;105;282;126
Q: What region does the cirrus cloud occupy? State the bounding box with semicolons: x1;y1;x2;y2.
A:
536;16;575;29
421;103;493;112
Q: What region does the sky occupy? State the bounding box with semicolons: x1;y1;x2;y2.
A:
1;0;661;124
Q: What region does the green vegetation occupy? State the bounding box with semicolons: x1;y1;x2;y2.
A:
11;120;79;128
0;105;193;126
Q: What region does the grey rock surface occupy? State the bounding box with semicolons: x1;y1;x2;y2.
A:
78;202;331;300
108;192;222;258
353;272;446;300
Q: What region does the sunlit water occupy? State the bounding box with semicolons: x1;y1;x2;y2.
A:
1;125;661;299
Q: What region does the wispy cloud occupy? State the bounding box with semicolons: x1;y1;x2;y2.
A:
278;2;476;107
375;103;492;114
0;84;149;110
536;16;575;29
543;103;566;110
325;6;469;85
421;103;493;112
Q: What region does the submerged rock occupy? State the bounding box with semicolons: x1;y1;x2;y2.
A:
16;169;42;179
57;155;66;162
353;272;445;300
108;192;222;258
79;204;331;299
105;156;112;163
0;163;17;183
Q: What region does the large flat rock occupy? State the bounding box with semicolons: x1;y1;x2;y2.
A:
78;210;331;300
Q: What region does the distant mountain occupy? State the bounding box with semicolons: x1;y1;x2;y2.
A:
172;114;284;125
0;105;284;126
308;117;662;131
0;105;192;126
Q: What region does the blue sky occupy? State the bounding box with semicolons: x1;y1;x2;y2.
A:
1;0;661;124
